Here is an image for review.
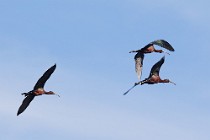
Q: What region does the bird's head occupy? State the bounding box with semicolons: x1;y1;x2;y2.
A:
165;79;176;85
47;91;60;97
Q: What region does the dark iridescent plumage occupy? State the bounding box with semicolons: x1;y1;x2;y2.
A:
150;39;174;51
33;64;56;90
149;56;164;77
17;94;35;116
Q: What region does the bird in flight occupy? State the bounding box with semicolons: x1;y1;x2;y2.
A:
123;56;175;95
129;39;174;80
17;64;59;116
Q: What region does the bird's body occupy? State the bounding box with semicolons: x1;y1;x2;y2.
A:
17;64;58;116
140;44;160;53
34;88;46;95
142;75;162;84
139;75;171;85
129;39;174;80
22;88;55;96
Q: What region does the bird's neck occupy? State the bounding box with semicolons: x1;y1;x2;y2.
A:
159;79;169;83
44;91;54;95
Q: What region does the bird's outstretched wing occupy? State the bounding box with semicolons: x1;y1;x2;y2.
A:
150;39;174;51
149;56;165;77
17;94;35;116
33;64;56;90
134;52;144;80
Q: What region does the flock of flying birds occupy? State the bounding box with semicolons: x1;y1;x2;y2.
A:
123;39;176;95
17;39;175;116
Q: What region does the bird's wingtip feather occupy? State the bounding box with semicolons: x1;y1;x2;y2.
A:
52;64;56;69
17;112;20;116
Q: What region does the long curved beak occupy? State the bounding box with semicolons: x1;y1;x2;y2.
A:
54;93;60;97
169;81;176;85
162;50;170;55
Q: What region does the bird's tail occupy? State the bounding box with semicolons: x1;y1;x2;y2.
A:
21;93;29;97
21;90;33;97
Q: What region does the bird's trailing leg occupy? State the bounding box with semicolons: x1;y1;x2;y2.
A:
138;78;149;85
123;84;136;95
134;81;142;85
123;81;142;95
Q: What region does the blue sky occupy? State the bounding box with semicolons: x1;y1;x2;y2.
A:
1;0;210;139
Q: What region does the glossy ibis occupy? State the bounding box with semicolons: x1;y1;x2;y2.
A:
129;39;174;80
129;39;174;55
17;64;59;116
123;56;175;95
